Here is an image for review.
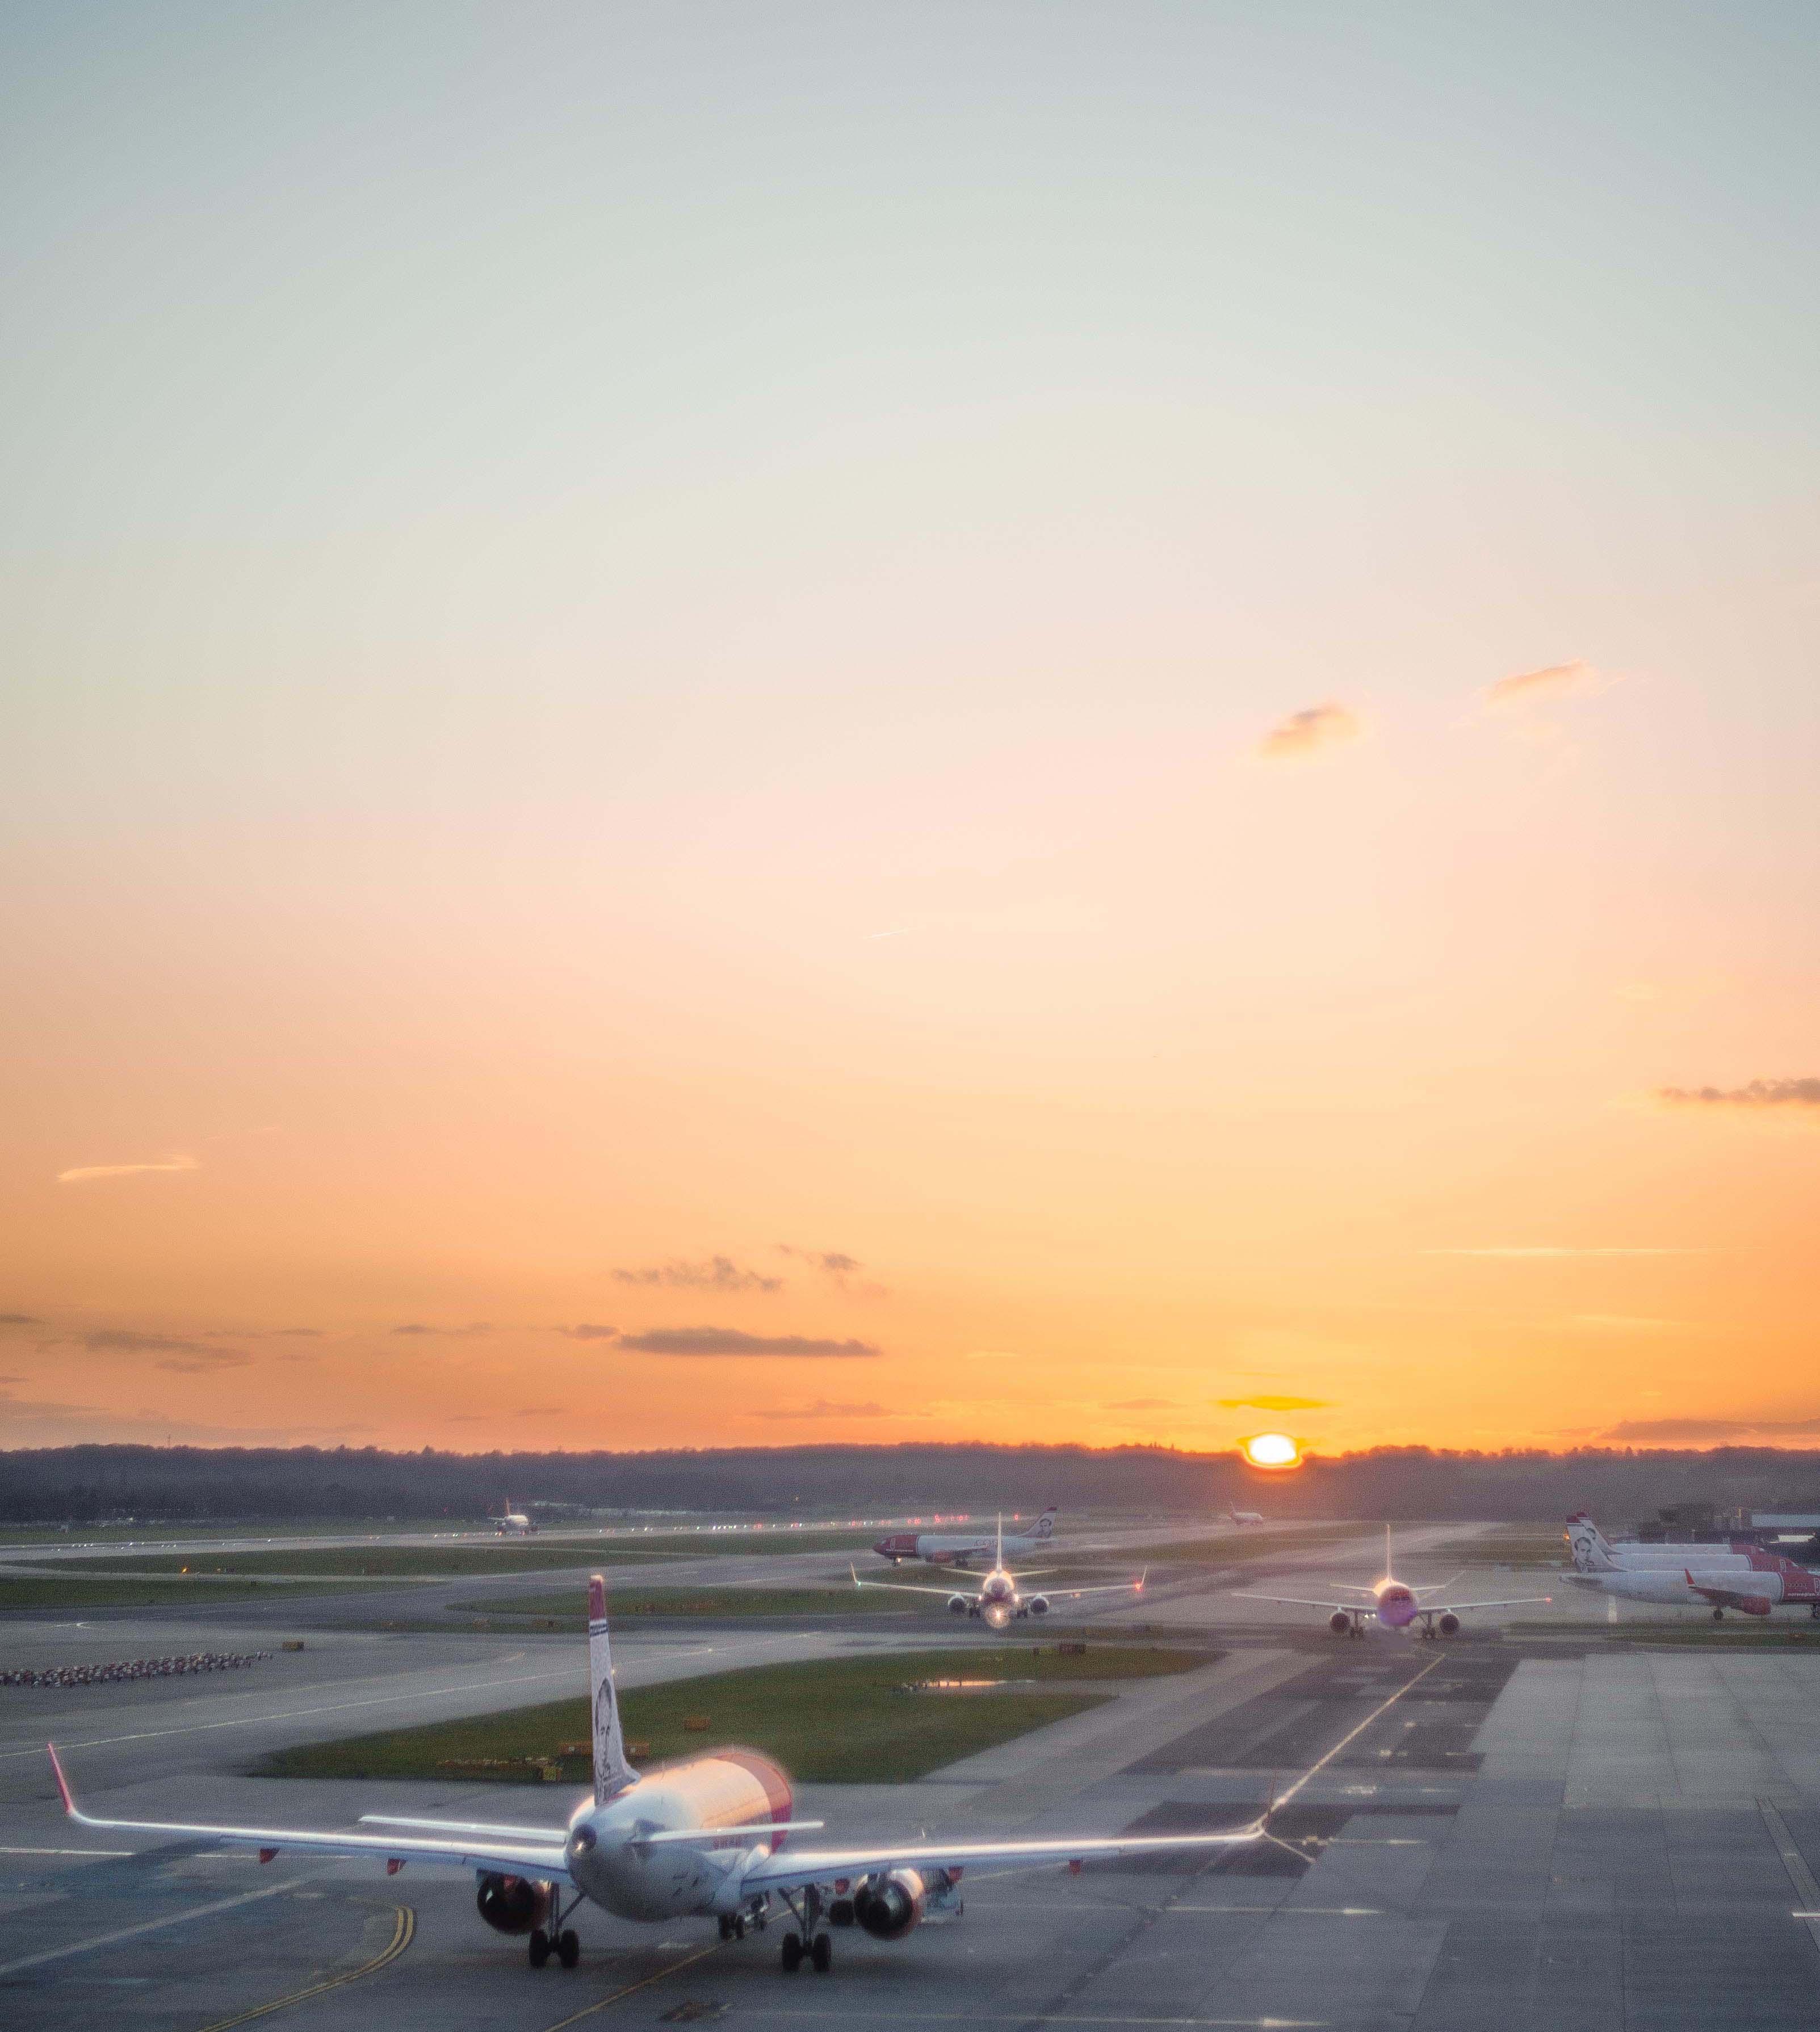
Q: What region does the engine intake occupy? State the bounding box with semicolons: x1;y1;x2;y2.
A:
947;1595;969;1616
1026;1595;1050;1616
1329;1611;1352;1635
476;1873;553;1936
852;1869;926;1939
1436;1613;1460;1637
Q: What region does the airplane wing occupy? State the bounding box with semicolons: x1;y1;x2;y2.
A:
1035;1572;1147;1601
1235;1593;1377;1616
1421;1596;1551;1613
850;1564;975;1599
1680;1572;1759;1611
48;1746;574;1883
740;1816;1265;1895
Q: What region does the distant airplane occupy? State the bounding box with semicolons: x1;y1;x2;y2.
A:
852;1518;1144;1630
494;1500;537;1538
1239;1525;1549;1639
1563;1522;1820;1620
872;1506;1056;1568
1228;1509;1264;1527
48;1574;1264;1975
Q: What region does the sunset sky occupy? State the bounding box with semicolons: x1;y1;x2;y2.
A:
3;5;1817;1456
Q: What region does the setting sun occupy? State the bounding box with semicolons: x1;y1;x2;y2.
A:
1240;1434;1302;1471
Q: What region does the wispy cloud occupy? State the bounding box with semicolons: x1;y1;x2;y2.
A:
0;1313;40;1327
616;1326;881;1359
1256;702;1359;760
1106;1397;1176;1412
1428;1246;1687;1258
1484;660;1599;709
614;1256;782;1294
82;1329;251;1374
391;1322;493;1337
556;1323;619;1341
1569;1314;1682;1332
750;1399;892;1420
1599;1415;1820;1445
1656;1078;1820;1114
775;1245;886;1296
1216;1393;1330;1411
56;1154;199;1185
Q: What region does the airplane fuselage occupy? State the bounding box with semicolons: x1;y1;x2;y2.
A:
564;1750;794;1921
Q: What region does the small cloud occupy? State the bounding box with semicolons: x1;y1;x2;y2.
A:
775;1245;886;1296
1656;1078;1820;1114
56;1155;200;1185
614;1256;782;1294
866;928;909;941
0;1313;39;1326
556;1322;619;1341
616;1326;881;1359
391;1322;493;1337
1599;1415;1820;1445
1217;1394;1330;1412
1484;660;1598;709
1106;1397;1175;1412
1256;702;1359;760
750;1399;892;1420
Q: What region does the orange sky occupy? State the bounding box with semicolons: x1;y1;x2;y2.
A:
3;7;1817;1454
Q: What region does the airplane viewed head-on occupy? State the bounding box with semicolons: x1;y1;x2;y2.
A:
1238;1522;1550;1639
49;1568;1257;1976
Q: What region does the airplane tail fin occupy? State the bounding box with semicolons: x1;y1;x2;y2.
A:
588;1575;636;1802
996;1513;1004;1567
1034;1507;1056;1540
1566;1514;1615;1572
1383;1522;1394;1583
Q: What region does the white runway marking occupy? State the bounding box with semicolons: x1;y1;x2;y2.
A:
1760;1799;1820;1955
0;1868;329;1976
0;1845;134;1858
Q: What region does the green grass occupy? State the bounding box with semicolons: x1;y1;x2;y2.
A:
1428;1531;1570;1568
260;1642;1210;1785
0;1575;385;1611
1109;1524;1364;1565
452;1586;914;1623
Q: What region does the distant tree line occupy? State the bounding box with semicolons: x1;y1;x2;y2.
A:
2;1441;1817;1529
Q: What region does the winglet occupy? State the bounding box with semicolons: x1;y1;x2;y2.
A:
48;1742;73;1815
850;1563;862;1589
1137;1568;1147;1592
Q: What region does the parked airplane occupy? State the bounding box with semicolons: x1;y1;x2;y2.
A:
1228;1510;1265;1527
1566;1550;1820;1620
494;1500;537;1538
851;1518;1144;1630
1239;1526;1550;1638
872;1506;1057;1567
48;1574;1264;1975
1565;1513;1763;1573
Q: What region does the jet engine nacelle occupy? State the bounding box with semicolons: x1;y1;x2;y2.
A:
853;1869;926;1940
1436;1613;1460;1638
476;1873;553;1935
1738;1596;1772;1618
1328;1611;1352;1635
947;1595;969;1616
1026;1595;1050;1617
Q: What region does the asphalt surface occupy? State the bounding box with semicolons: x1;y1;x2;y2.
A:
4;1519;1819;2030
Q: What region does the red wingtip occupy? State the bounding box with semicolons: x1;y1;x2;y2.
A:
47;1743;73;1814
588;1574;606;1621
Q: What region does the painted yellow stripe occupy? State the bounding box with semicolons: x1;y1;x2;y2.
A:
192;1903;414;2032
537;1940;723;2030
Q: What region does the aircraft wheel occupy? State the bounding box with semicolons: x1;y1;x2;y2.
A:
718;1915;732;1941
811;1933;832;1973
1712;1609;1723;1622
528;1929;550;1968
781;1933;803;1973
557;1930;580;1968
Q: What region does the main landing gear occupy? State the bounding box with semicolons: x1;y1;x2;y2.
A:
775;1887;833;1973
529;1890;586;1968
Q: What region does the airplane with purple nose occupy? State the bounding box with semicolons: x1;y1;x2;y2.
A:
1239;1525;1550;1639
852;1516;1144;1629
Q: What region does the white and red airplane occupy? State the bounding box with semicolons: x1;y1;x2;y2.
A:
1239;1526;1550;1639
494;1499;537;1537
851;1517;1144;1630
48;1573;1264;1975
871;1506;1056;1567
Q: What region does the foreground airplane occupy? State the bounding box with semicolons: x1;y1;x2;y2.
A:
1240;1526;1550;1638
851;1517;1144;1629
49;1575;1264;1975
872;1506;1057;1567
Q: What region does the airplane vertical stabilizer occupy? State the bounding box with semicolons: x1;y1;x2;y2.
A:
589;1574;636;1802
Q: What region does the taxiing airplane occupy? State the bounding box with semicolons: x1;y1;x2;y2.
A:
851;1517;1144;1630
48;1573;1264;1975
1565;1513;1763;1573
1565;1547;1820;1620
872;1505;1057;1567
1239;1525;1550;1639
1228;1509;1265;1527
494;1499;537;1538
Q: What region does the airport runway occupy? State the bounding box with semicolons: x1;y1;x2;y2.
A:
5;1525;1820;2029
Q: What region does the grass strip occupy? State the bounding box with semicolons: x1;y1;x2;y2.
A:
450;1586;912;1623
260;1642;1209;1785
0;1576;385;1611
